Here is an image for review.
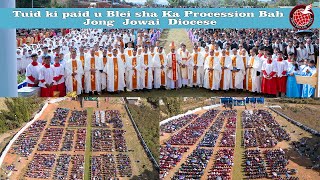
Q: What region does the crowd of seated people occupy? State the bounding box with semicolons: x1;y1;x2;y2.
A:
258;110;291;141
75;128;86;151
173;148;213;180
225;117;237;129
61;129;75;151
12;120;46;157
116;153;133;177
91;154;117;179
220;128;236;147
159;145;189;178
256;127;278;148
70;155;84;180
92;110;108;127
167;110;219;145
68;110;87;127
220;110;237;117
160;114;198;133
25;153;56;179
243;129;259;148
242;110;265;128
92;129;113;152
50;108;69;126
37;128;63;151
208;148;235;180
241;110;279;148
244;149;267;179
264;149;296;179
200;116;224;147
113;129;128;152
53;154;71;180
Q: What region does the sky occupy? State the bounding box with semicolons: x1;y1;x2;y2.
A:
124;0;169;5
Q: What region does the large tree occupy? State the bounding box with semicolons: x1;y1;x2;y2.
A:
167;0;189;7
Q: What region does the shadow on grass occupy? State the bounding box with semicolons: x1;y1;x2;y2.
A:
130;168;159;180
283;134;320;175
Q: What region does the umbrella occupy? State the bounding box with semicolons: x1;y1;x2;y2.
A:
295;30;313;36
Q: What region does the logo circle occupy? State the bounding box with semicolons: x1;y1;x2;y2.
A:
289;4;314;30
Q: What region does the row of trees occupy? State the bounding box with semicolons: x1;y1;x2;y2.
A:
0;97;44;134
146;0;315;7
127;102;160;162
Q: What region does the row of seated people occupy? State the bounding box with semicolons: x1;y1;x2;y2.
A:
92;129;113;152
264;149;291;178
69;110;87;127
91;154;117;179
53;154;71;180
113;129;128;152
259;110;291;141
61;129;74;151
25;153;56;179
219;128;236;147
12;120;46;157
92;110;108;127
50;108;69;126
242;110;265;128
167;110;220;145
37;128;63;151
160;114;198;133
75;128;86;151
173;148;213;180
116;153;133;177
199;116;225;147
208;148;235;180
244;149;267;179
70;155;85;180
159;145;189;178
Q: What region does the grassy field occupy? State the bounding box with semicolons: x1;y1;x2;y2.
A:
231;110;245;179
127;102;160;162
267;99;320;132
159;29;194;53
84;108;93;180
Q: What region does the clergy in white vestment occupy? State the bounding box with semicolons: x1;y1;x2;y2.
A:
126;48;142;91
179;44;191;87
38;56;54;97
213;43;221;58
124;42;134;57
218;49;233;91
64;48;84;95
101;50;108;91
103;49;126;92
153;46;167;89
240;49;249;90
118;46;129;89
189;45;204;87
230;49;245;90
140;46;154;90
247;48;262;93
84;49;103;94
25;53;41;87
166;42;182;89
204;50;221;90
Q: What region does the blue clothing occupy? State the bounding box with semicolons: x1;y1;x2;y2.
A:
286;65;302;98
301;66;316;98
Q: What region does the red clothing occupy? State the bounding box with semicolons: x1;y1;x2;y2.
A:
27;83;37;87
262;77;277;95
277;76;287;93
52;82;66;97
40;87;53;97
